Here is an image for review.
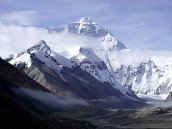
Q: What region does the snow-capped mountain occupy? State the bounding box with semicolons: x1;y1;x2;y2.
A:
46;17;172;100
113;60;168;99
46;17;131;94
7;40;145;108
9;40;74;71
9;40;129;95
8;17;172;101
96;47;172;100
47;17;126;51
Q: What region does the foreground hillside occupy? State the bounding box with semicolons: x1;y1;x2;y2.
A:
0;93;96;129
0;58;96;129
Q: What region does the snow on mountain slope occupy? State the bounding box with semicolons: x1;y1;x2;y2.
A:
9;40;74;71
103;49;172;100
120;61;172;100
9;52;32;68
70;47;128;94
93;49;172;100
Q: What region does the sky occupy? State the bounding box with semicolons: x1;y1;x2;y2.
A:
0;0;172;54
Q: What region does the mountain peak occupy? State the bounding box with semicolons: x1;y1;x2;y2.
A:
27;40;52;54
46;17;126;50
37;40;47;46
77;17;96;25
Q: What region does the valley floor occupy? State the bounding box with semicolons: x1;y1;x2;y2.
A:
51;105;172;129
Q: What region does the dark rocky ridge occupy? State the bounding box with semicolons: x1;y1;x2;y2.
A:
0;58;97;129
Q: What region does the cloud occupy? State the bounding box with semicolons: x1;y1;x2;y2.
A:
12;87;87;108
0;0;172;51
0;23;100;58
0;11;38;25
111;49;172;68
0;22;172;69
